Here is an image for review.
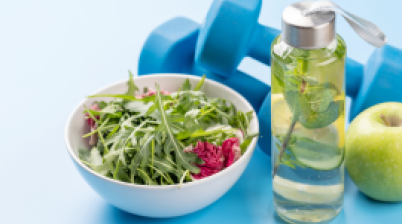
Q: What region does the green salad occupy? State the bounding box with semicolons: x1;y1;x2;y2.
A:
79;73;257;186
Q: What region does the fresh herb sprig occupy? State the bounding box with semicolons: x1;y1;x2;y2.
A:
272;60;344;176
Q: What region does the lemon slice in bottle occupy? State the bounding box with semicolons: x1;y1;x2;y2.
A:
273;176;344;204
271;94;301;135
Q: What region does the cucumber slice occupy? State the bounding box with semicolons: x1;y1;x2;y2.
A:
288;137;344;171
273;176;344;204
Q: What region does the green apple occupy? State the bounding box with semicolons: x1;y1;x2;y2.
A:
346;102;402;202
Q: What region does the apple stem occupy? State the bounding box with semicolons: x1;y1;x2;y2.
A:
273;116;298;177
380;114;390;127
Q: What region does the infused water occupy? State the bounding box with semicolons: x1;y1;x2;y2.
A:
271;35;346;224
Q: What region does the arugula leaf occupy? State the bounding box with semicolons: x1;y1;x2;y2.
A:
113;162;130;182
240;132;259;154
93;163;110;176
154;143;162;157
124;101;155;116
190;127;237;138
137;168;156;185
106;125;120;139
130;134;154;176
100;104;122;117
183;109;200;128
105;129;131;145
126;70;139;96
155;84;200;174
178;170;189;189
152;157;177;173
150;165;174;184
163;137;172;159
194;75;206;91
97;101;108;109
182;78;192;91
79;147;103;166
79;147;111;175
88;94;139;101
170;91;205;99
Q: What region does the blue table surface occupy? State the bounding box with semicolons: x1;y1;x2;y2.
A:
1;0;401;223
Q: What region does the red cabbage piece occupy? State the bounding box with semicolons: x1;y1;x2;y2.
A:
222;137;241;167
136;89;170;99
85;104;100;145
85;104;100;128
191;142;224;180
190;137;242;180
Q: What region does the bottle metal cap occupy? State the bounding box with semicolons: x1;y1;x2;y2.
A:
282;1;336;49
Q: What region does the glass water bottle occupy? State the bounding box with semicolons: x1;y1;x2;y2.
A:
271;1;387;223
269;0;389;223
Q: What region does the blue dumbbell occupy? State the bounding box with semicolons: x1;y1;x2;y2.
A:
138;17;270;111
195;0;402;151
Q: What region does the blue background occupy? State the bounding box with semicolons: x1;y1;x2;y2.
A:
1;0;401;223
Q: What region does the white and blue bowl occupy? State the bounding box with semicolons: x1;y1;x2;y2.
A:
65;74;259;218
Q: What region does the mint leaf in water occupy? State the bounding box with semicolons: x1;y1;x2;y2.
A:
284;90;311;121
273;61;285;87
301;100;344;129
306;82;339;113
273;74;343;176
284;76;342;130
272;56;293;88
284;75;300;91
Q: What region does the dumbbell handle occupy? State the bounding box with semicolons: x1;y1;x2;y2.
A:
248;25;278;66
247;25;364;98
